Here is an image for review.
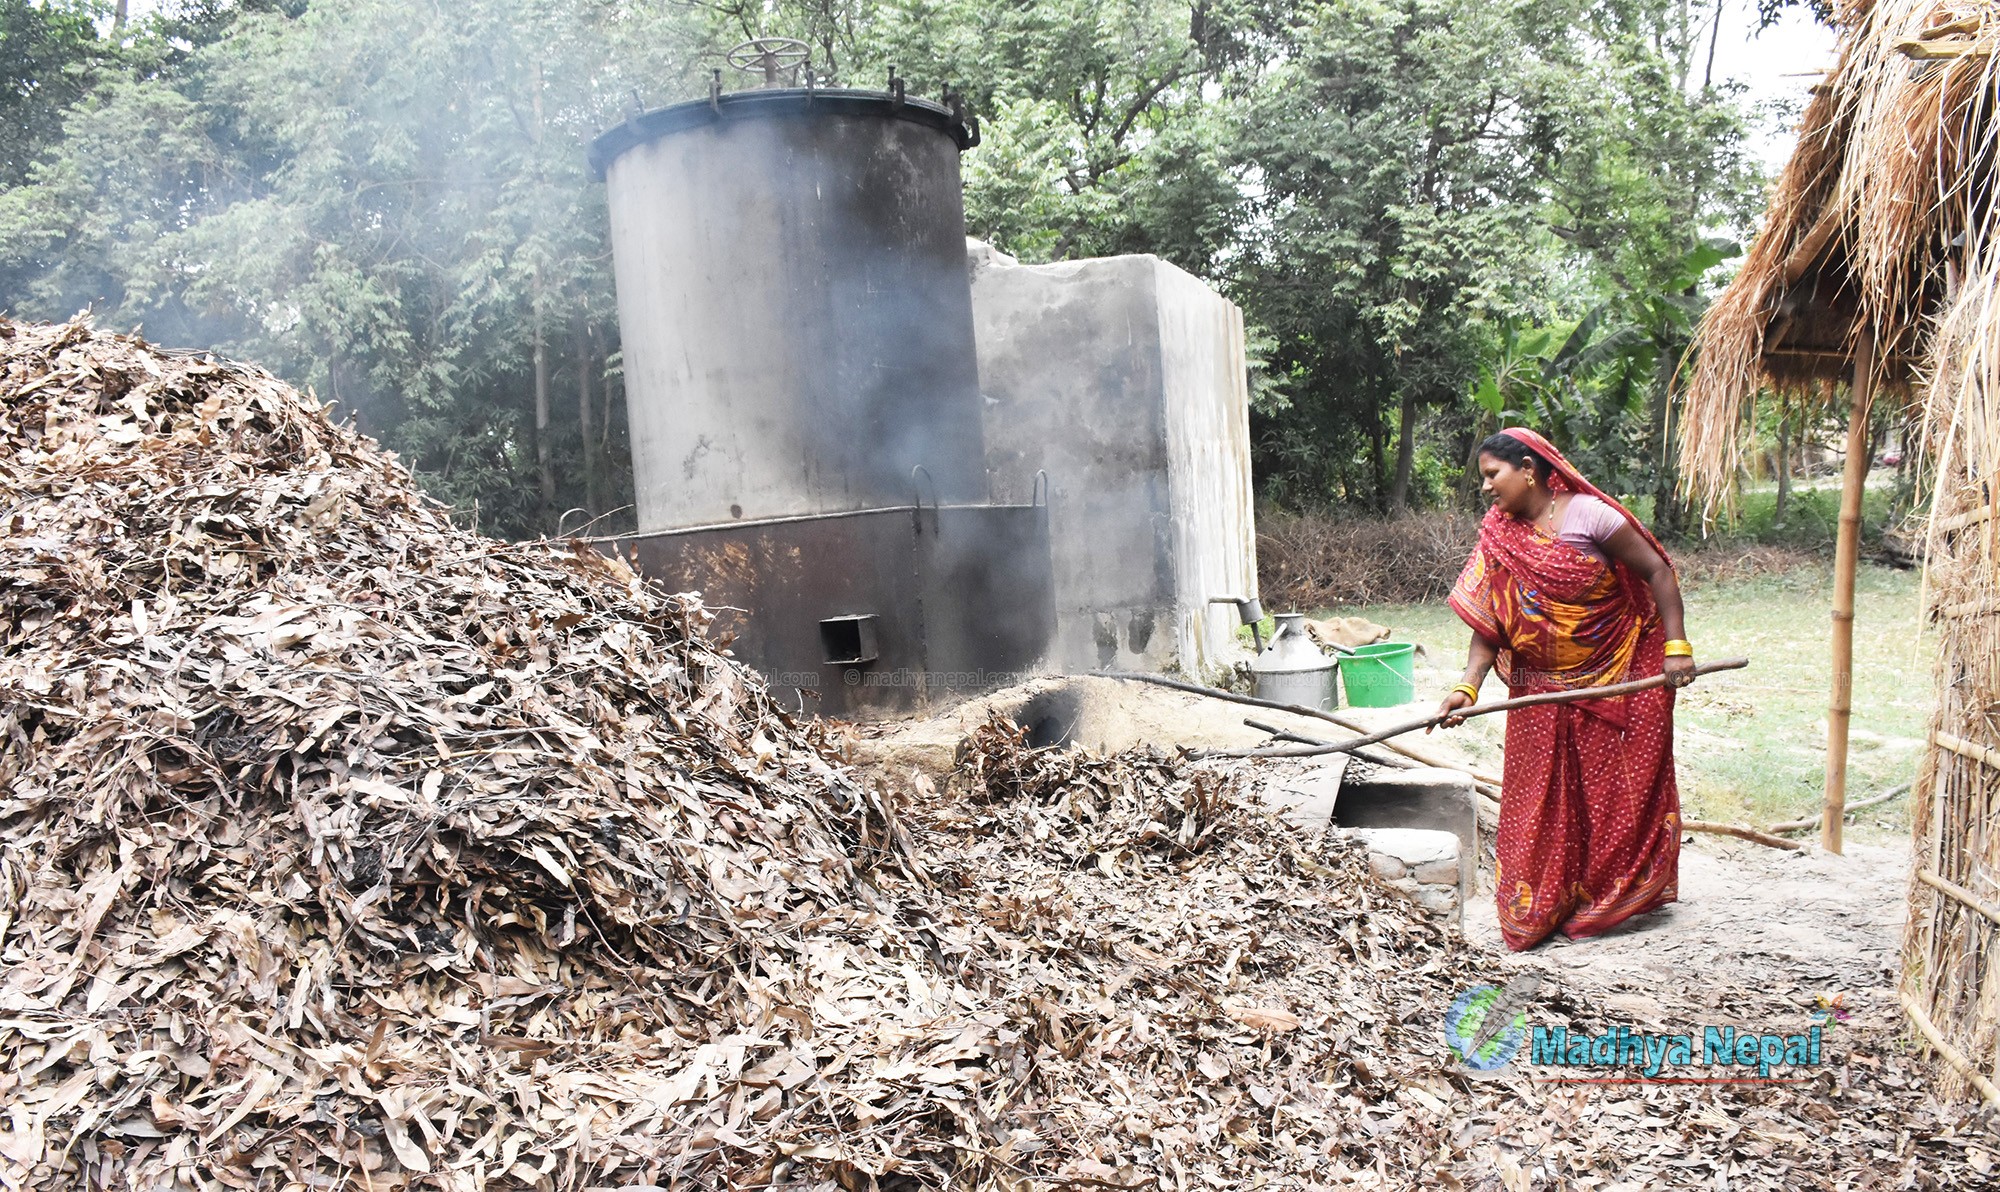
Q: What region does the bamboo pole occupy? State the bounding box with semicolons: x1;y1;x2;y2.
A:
1933;505;1995;535
1825;330;1875;854
1934;730;2000;772
1916;868;2000;927
1901;989;2000;1105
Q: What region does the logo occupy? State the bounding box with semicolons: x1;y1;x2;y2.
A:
1812;992;1851;1029
1443;975;1539;1071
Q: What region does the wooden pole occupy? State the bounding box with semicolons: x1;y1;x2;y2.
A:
1825;329;1875;854
1901;989;2000;1106
1157;658;1751;759
1680;818;1808;852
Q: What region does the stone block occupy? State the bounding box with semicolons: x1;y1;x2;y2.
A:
1334;769;1478;862
1414;885;1459;915
1368;852;1410;882
1412;857;1460;886
1347;826;1457;868
1342;825;1464;930
1334;768;1477;927
1258;756;1350;830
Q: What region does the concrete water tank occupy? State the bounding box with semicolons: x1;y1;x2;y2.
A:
969;243;1258;677
591;88;988;530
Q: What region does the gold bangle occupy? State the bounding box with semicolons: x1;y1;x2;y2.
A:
1663;639;1694;658
1450;683;1480;704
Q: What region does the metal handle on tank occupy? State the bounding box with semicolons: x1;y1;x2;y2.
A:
1032;469;1050;508
911;465;939;533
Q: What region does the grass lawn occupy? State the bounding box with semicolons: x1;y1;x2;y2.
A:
1628;474;1908;548
1310;561;1932;844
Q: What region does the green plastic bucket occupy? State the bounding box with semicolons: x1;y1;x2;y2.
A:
1339;641;1417;707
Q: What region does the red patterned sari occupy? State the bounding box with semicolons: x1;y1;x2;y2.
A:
1448;428;1680;950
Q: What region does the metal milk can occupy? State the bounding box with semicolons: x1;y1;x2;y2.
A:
1250;612;1338;711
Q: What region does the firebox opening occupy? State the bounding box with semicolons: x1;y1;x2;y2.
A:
819;614;880;665
1016;686;1082;749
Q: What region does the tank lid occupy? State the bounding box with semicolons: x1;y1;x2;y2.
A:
589;88;976;179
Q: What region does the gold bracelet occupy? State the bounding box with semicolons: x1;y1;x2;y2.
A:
1663;639;1694;658
1450;683;1480;704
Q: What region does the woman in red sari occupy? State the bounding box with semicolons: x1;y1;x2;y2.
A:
1438;428;1696;950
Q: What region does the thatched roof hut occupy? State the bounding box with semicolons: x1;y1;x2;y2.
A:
1680;0;2000;1103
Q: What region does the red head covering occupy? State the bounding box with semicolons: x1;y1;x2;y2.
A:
1493;427;1674;571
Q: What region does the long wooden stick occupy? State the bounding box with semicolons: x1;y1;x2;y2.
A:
1245;718;1343;748
1916;868;2000;927
1681;818;1806;852
1113;662;1745;802
1320;709;1502;785
1934;730;2000;772
1104;670;1498;778
1825;331;1874;855
1186;658;1750;760
1768;783;1909;833
1243;715;1504;797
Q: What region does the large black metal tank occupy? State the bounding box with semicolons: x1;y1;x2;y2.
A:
591;83;1053;715
591;88;988;530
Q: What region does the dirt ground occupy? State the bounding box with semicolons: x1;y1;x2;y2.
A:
1466;835;1910;1024
852;673;1991;1186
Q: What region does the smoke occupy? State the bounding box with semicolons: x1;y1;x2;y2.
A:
0;0;728;540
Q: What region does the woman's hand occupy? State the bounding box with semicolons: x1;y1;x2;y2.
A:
1430;689;1475;732
1664;655;1696;688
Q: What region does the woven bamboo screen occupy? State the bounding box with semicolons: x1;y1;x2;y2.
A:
1900;253;2000;1102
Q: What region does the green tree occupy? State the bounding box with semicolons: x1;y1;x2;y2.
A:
722;0;1275;273
1232;0;1583;512
0;0;1761;534
1;0;716;538
1538;12;1761;530
0;0;115;191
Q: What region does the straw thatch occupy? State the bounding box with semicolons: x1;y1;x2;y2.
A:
1680;0;2000;1102
1679;0;1999;513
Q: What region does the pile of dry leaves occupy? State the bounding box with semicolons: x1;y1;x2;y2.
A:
0;317;1989;1191
0;317;1008;1189
919;719;1994;1190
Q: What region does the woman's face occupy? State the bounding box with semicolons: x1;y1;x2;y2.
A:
1477;452;1540;517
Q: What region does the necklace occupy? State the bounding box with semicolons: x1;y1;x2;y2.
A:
1534;494;1560;532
